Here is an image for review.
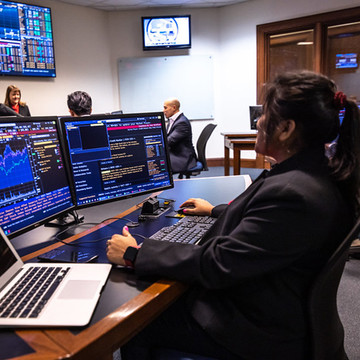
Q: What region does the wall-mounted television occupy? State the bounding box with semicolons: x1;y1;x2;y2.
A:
335;53;358;69
142;15;191;51
0;1;56;77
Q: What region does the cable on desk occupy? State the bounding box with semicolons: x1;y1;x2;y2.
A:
54;222;106;246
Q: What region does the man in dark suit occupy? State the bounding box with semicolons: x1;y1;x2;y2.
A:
163;98;197;174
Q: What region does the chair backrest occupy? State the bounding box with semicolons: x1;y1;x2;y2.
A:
308;216;360;360
196;123;217;171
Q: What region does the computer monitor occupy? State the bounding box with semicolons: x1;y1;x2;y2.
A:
249;105;262;130
0;1;56;77
0;117;75;237
59;112;174;208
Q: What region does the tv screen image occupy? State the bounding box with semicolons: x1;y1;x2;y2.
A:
0;117;74;237
0;1;56;77
142;15;191;50
60;112;174;208
335;53;358;69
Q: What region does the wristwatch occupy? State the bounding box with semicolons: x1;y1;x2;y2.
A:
123;246;140;268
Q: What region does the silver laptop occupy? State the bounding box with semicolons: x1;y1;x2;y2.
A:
0;227;111;327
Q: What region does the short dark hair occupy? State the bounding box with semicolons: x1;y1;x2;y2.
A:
67;91;92;116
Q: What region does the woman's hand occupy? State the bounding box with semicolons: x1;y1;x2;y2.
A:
106;226;138;266
179;198;214;216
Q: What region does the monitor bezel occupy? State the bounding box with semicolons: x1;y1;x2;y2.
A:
0;0;56;78
0;116;75;238
141;15;191;51
59;112;174;210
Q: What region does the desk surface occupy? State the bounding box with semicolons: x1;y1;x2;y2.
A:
4;175;249;360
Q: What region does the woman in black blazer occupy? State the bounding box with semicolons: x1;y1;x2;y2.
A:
4;85;31;116
107;71;360;359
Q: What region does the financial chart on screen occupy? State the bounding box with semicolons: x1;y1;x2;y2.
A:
60;112;173;208
0;118;74;236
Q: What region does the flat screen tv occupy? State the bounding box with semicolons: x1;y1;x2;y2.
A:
142;15;191;51
0;1;56;77
59;112;174;208
335;53;358;69
0;117;74;237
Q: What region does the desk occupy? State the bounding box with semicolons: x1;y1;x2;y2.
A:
5;175;248;360
221;132;266;176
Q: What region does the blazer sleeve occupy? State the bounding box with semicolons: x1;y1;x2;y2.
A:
167;117;191;148
134;173;348;289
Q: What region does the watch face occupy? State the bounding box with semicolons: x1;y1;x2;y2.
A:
124;246;139;265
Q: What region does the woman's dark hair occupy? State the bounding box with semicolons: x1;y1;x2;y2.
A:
67;91;92;116
263;71;360;216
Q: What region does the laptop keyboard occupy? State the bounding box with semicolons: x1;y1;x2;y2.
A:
150;215;216;244
0;266;70;319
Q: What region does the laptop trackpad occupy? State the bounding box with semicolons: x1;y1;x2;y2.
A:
58;280;101;299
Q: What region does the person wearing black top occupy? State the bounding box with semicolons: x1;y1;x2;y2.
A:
107;71;360;359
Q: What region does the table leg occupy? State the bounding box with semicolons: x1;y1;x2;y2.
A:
233;146;240;175
224;146;230;176
255;153;265;168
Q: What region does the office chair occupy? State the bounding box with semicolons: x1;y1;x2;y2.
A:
307;216;360;360
0;104;22;117
178;123;217;179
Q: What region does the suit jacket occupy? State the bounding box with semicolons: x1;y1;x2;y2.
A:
167;113;197;173
18;104;31;116
135;147;352;359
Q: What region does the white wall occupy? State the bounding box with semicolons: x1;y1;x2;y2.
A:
1;0;359;158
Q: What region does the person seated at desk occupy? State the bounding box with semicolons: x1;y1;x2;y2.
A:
67;90;92;116
4;85;31;116
163;97;197;174
106;71;360;360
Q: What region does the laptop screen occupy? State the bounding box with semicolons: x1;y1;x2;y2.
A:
59;112;174;208
0;117;75;237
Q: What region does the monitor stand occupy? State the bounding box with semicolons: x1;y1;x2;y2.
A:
45;210;84;228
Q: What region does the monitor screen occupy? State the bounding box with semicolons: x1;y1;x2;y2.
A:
0;117;74;237
59;112;174;208
0;1;56;77
335;53;358;69
142;15;191;51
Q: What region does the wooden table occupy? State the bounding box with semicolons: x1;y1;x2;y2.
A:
221;132;265;176
5;176;249;360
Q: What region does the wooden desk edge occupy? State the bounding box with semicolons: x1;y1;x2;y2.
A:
13;330;68;360
45;279;187;359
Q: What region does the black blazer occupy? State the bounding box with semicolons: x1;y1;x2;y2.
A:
167;113;197;173
18;104;31;116
135;147;352;359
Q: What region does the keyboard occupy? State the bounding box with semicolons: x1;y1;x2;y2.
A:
150;215;216;245
0;266;70;319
